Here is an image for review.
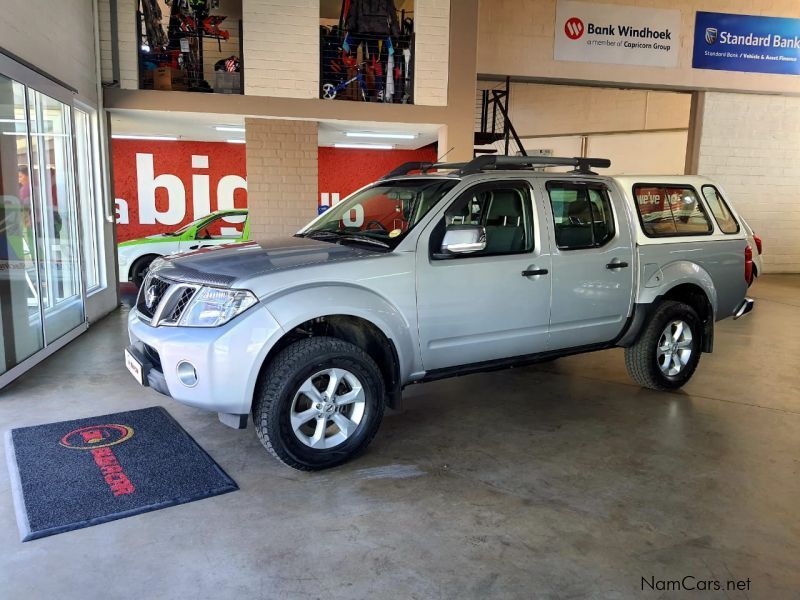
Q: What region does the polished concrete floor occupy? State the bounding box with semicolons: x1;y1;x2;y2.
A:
1;276;799;599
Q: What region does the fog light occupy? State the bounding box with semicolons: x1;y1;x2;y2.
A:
176;361;198;387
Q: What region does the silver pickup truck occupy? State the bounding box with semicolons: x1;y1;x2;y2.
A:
125;156;755;470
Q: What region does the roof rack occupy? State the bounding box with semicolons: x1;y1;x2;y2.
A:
381;156;611;180
459;155;611;175
380;161;469;179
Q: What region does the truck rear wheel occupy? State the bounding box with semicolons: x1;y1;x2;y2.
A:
624;300;702;391
252;336;385;470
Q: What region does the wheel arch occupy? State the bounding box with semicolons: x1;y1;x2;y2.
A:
638;261;718;316
249;284;418;412
254;313;403;411
621;271;716;353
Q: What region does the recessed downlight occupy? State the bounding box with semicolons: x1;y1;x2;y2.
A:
334;143;393;150
345;132;416;139
112;134;178;141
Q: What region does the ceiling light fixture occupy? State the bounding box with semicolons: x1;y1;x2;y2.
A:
345;132;416;139
226;139;246;144
112;134;178;141
215;126;246;132
334;143;394;150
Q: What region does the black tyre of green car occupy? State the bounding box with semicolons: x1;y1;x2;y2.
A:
130;255;158;288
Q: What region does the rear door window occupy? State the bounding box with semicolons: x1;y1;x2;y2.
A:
547;182;615;249
633;185;712;237
701;185;739;234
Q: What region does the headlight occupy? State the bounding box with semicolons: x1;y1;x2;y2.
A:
178;287;258;327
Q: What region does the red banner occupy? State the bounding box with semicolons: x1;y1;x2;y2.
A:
112;140;437;242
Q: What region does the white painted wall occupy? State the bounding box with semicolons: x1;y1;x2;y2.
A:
1;0;100;101
588;130;688;175
697;92;800;273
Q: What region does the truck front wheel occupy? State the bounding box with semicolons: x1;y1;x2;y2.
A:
624;300;702;391
253;336;385;470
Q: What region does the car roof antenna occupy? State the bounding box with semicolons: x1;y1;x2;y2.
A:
436;146;455;162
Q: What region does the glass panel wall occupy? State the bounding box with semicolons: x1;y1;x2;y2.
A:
1;61;96;382
27;89;85;343
0;75;45;376
74;108;103;292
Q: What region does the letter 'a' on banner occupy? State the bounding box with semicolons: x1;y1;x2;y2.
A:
692;11;800;76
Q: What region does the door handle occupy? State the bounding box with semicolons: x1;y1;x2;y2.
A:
189;245;199;250
521;268;548;277
606;261;629;270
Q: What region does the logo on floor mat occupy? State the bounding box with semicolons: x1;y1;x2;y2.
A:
60;424;135;450
59;424;136;497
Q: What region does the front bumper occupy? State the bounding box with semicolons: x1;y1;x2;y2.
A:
733;297;754;320
127;305;284;415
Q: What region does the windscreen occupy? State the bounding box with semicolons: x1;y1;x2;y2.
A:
300;178;458;248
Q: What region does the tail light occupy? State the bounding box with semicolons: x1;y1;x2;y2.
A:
753;233;762;255
744;245;753;284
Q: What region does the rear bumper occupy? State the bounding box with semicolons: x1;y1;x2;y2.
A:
733;297;754;320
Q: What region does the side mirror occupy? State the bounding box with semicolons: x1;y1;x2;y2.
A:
440;225;486;255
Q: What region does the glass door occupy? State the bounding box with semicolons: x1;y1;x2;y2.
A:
0;74;45;376
27;89;84;343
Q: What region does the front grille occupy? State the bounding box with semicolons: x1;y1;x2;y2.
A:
166;288;197;324
136;274;200;327
136;275;170;320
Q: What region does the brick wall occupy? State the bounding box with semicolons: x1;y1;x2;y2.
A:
414;0;450;106
697;92;800;273
98;0;114;83
117;0;139;89
245;118;319;238
243;0;319;98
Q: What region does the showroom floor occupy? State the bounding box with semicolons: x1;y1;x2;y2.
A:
1;276;799;599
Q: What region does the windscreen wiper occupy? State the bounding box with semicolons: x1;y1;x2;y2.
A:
298;230;341;240
336;235;390;249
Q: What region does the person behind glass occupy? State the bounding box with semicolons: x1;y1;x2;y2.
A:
17;166;30;207
344;0;399;101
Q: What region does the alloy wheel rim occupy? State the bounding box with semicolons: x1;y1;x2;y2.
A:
290;368;366;449
656;319;693;377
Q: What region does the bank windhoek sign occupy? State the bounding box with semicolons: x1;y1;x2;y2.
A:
554;0;681;68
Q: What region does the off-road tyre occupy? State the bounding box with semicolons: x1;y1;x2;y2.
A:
624;300;702;391
253;336;385;471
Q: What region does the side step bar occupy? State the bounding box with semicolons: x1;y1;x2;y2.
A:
733;297;754;320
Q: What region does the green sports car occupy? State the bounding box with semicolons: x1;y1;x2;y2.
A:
118;209;249;286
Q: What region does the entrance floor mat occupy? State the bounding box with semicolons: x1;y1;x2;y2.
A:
5;406;238;541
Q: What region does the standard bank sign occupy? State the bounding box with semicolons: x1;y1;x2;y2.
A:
693;11;800;75
554;0;681;68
